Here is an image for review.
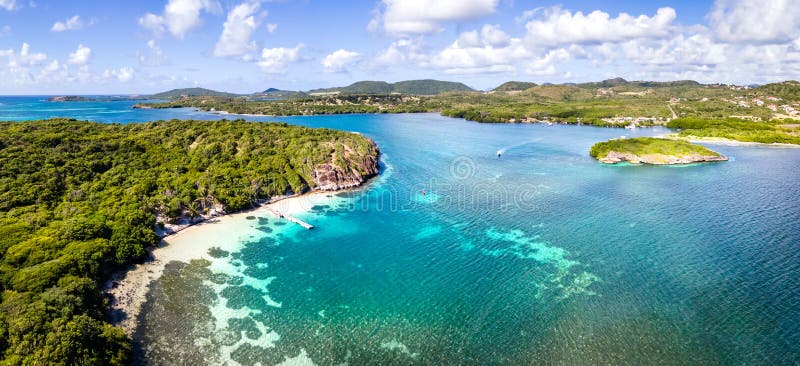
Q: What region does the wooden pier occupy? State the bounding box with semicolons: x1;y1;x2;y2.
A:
268;208;314;229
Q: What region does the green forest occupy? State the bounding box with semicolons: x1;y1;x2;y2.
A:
0;119;378;365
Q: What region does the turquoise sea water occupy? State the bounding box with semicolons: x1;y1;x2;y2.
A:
3;97;800;364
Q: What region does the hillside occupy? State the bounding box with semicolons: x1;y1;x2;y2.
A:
753;81;800;102
576;78;701;89
150;88;241;99
492;81;538;92
0;119;379;365
391;79;473;95
309;79;473;95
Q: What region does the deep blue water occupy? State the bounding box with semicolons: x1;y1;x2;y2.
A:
3;97;799;365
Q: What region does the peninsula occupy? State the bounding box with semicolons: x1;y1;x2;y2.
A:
0;119;379;365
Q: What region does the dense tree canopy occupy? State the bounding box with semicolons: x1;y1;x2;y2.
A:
0;119;378;365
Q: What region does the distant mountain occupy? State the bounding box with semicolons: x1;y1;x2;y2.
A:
150;88;241;99
492;81;538;92
321;81;394;95
391;80;473;95
309;79;474;95
252;88;307;99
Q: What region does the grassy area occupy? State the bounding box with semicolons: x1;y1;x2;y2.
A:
589;137;722;159
667;117;800;144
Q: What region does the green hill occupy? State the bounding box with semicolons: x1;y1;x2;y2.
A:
754;81;800;101
391;79;473;95
309;79;473;95
492;81;538;92
150;88;241;99
577;78;701;89
252;88;307;99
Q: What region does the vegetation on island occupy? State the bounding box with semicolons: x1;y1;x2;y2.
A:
0;119;378;365
590;137;726;164
667;117;800;144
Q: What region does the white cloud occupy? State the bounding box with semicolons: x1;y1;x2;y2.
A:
213;0;261;59
103;67;135;82
524;7;676;46
1;43;47;68
370;0;499;35
431;26;528;74
266;23;278;34
51;15;83;32
139;39;166;66
373;38;427;67
708;0;800;43
42;59;60;73
0;25;10;37
0;0;17;11
526;48;570;75
139;13;165;34
67;44;91;65
139;0;222;38
480;24;511;47
322;49;361;73
257;44;302;73
616;32;728;67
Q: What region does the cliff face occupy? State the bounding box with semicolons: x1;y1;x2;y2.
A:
312;139;380;190
599;151;728;164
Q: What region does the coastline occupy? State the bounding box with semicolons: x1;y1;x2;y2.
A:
661;133;800;148
106;191;334;335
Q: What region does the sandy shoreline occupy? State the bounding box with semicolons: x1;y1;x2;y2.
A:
660;133;800;148
106;191;331;335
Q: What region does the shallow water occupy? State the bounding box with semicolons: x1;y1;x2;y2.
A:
4;97;799;364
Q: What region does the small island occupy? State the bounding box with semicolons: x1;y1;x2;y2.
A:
46;95;95;102
590;137;728;164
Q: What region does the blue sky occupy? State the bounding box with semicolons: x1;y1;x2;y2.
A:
0;0;798;94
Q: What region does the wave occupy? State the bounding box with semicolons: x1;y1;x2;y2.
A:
496;139;543;156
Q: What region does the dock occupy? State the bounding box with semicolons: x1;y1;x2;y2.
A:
268;208;314;229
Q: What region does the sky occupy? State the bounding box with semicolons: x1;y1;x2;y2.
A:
0;0;798;94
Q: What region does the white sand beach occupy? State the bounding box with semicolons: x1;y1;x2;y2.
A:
106;192;332;335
